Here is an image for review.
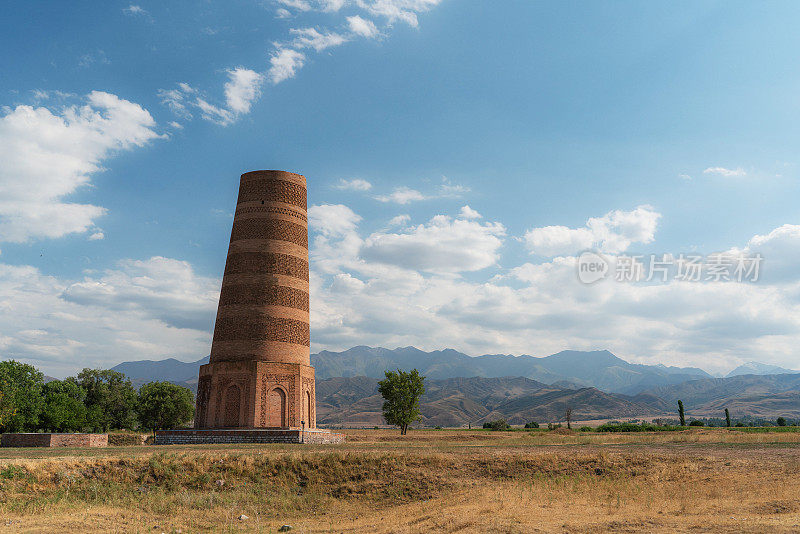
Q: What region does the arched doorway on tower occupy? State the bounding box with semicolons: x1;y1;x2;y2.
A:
266;387;287;427
223;384;241;427
304;390;313;429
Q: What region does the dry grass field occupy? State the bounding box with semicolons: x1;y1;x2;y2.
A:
1;428;800;533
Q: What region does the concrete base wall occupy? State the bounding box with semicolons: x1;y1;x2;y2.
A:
1;433;108;448
155;428;344;445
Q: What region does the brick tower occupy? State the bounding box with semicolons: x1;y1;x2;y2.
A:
194;170;315;430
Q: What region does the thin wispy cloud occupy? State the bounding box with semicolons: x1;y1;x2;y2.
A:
336;178;373;191
159;69;263;126
375;177;470;204
375;186;427;204
268;48;306;84
224;68;264;114
123;5;148;16
290;27;349;51
703;166;746;177
348;15;380;38
160;0;442;125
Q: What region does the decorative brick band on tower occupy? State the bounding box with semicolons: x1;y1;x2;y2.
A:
195;170;316;430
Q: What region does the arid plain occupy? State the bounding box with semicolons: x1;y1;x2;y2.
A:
1;428;800;533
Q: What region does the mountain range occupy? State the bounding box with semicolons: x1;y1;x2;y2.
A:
109;346;800;423
315;376;671;427
311;346;712;395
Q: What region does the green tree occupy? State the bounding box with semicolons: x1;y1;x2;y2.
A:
777;417;787;427
678;400;686;427
72;369;137;431
0;360;44;432
41;380;87;432
483;419;511;431
0;389;15;429
377;369;425;435
138;381;195;436
725;408;731;428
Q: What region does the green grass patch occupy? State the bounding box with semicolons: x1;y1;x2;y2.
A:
730;426;800;433
595;423;683;433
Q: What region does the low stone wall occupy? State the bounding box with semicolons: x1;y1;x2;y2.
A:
108;433;149;446
155;429;345;445
1;433;108;448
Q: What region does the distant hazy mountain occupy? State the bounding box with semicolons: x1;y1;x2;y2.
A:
111;356;208;384
315;375;671;427
311;346;711;394
108;347;713;394
645;373;800;418
725;362;798;378
107;348;799;421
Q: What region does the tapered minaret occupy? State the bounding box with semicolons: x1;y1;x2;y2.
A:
194;170;315;429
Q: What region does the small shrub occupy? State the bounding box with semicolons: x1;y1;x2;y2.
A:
579;426;594;432
735;422;746;427
547;423;562;431
689;420;704;427
524;421;539;429
777;417;787;427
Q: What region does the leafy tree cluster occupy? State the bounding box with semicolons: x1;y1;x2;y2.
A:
0;360;194;433
483;419;511;431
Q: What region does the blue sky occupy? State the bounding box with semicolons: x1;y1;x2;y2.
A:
2;1;800;376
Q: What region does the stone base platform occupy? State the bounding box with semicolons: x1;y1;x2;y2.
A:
1;433;108;448
154;428;345;445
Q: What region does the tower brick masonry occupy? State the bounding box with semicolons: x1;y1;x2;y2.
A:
194;170;316;430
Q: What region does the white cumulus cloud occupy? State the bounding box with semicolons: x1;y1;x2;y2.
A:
524;205;661;256
61;256;219;331
458;205;481;220
0;258;217;375
387;214;411;226
362;215;506;273
0;91;161;243
309;204;363;237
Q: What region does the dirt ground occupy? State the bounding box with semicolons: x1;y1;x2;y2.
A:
1;428;799;533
